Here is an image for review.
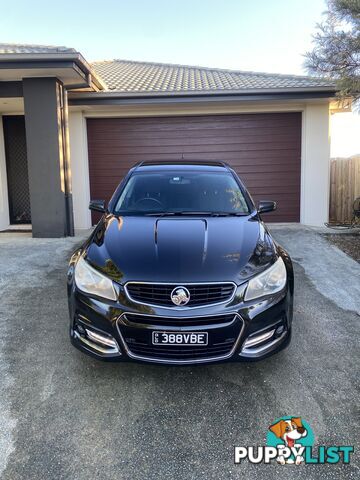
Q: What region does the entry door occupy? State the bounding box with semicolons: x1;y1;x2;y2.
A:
3;116;31;224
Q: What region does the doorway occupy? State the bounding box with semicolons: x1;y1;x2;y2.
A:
3;115;31;224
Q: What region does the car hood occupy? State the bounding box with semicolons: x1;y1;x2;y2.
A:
85;214;277;285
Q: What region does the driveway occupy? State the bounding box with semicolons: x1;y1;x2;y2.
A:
0;226;359;480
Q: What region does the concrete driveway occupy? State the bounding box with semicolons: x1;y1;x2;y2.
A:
0;226;359;480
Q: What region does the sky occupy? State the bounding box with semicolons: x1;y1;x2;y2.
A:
1;0;328;75
331;112;360;158
1;0;359;156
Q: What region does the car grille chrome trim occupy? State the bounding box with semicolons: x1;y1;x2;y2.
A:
125;281;237;309
116;312;244;364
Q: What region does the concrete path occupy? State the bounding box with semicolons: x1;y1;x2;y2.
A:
0;228;358;480
271;225;360;314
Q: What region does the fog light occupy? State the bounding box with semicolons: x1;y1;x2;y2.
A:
74;324;120;355
243;329;275;348
85;328;117;348
77;324;86;335
275;325;285;336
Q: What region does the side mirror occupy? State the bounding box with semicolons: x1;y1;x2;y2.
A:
258;201;276;214
89;200;106;213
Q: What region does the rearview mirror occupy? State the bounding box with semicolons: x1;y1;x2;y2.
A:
258;201;276;214
89;200;106;213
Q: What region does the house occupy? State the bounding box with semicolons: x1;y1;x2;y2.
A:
0;44;337;237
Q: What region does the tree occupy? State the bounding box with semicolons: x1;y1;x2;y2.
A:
305;0;360;104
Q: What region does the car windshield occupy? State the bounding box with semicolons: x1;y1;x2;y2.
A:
114;170;250;215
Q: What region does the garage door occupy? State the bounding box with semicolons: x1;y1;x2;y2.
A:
87;113;301;222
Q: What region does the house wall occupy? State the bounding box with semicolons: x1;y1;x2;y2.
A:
0;116;10;230
66;101;331;229
301;103;331;225
68;111;91;230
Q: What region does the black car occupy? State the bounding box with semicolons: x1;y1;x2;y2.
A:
67;161;294;365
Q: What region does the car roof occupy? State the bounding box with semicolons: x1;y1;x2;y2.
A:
134;160;231;173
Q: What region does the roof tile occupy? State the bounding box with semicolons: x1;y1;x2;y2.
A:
0;44;336;94
91;59;335;94
0;43;76;54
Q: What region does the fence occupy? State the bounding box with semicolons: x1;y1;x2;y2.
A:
329;156;360;223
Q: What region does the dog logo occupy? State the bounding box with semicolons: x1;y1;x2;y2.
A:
235;416;353;465
267;416;313;465
171;286;190;306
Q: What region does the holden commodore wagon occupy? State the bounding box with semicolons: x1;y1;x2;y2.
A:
67;161;293;364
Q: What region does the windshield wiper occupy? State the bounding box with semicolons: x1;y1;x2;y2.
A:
144;212;177;216
144;211;249;217
208;212;249;217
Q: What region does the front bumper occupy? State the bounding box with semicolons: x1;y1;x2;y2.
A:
68;280;293;365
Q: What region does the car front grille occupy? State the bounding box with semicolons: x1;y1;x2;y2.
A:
125;339;235;360
122;313;236;327
117;313;243;363
125;282;236;307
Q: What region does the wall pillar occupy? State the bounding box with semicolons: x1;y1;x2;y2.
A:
68;111;91;230
23;77;74;237
301;104;331;226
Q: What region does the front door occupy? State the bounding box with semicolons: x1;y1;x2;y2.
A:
3;115;31;224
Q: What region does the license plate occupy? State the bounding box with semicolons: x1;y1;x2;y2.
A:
152;331;208;346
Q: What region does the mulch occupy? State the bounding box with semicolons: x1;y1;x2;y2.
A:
322;232;360;264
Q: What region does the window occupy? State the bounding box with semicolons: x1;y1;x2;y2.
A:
114;170;249;215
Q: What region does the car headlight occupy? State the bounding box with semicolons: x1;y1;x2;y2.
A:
74;256;117;301
244;256;287;301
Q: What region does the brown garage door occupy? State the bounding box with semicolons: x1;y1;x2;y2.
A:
87;113;301;222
